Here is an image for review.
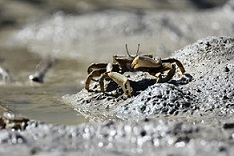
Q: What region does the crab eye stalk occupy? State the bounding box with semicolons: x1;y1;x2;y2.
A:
125;44;131;57
136;44;140;56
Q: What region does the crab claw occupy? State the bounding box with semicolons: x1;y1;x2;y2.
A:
107;72;132;97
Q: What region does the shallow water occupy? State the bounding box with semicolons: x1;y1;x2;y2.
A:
0;47;88;124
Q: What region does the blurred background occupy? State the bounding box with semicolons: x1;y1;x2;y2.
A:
0;0;233;124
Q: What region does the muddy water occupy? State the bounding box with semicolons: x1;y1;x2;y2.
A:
0;47;88;124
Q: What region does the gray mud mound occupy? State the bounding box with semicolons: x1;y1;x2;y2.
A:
116;83;196;120
173;36;234;119
63;71;193;120
63;36;234;121
173;36;234;79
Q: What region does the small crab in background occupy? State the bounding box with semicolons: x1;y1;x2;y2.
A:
85;44;185;97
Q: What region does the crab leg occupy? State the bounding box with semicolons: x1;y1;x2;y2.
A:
87;63;108;74
99;73;109;92
161;58;185;74
156;64;176;83
85;68;106;90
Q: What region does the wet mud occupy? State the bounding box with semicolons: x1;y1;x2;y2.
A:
0;0;234;155
8;36;230;156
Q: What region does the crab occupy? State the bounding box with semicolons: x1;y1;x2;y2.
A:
85;44;185;97
85;44;143;96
